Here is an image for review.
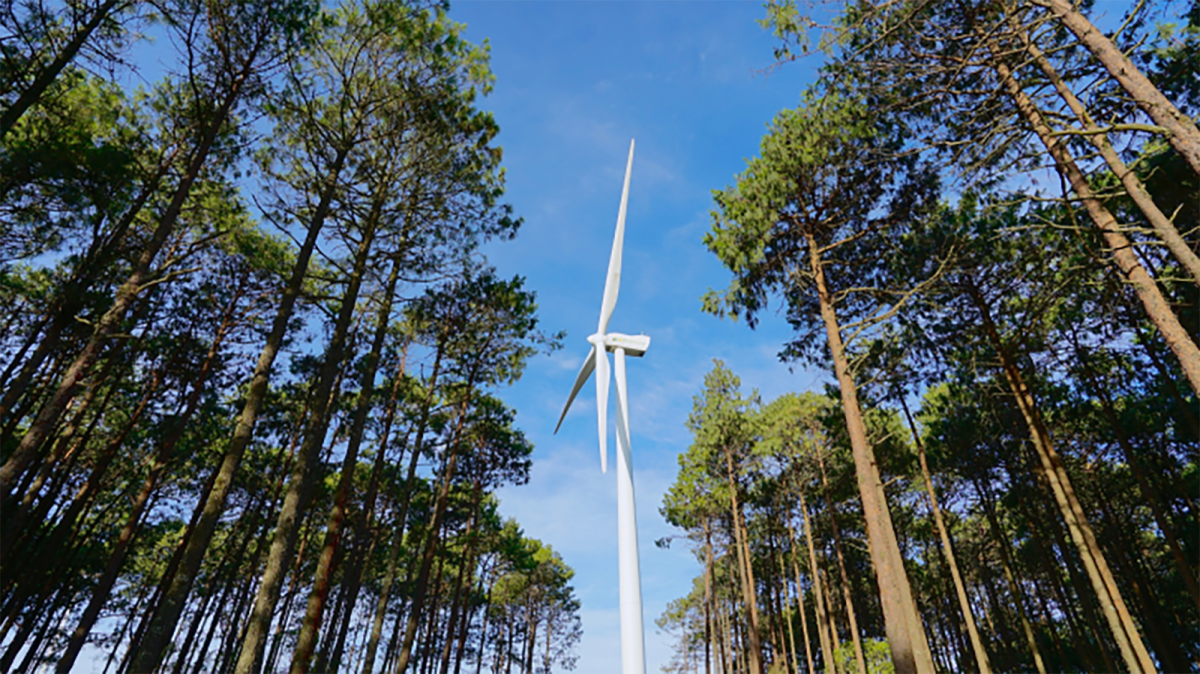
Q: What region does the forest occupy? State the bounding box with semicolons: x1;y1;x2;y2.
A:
1;0;582;672
659;1;1198;674
1;0;1197;673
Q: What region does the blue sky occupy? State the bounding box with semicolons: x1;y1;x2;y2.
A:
450;2;827;671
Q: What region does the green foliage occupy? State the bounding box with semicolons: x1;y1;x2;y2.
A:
835;638;894;674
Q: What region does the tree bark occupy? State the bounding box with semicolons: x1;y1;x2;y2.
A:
800;494;835;673
0;64;249;497
813;441;866;674
289;211;402;674
992;52;1200;398
362;346;446;674
786;508;816;674
722;443;765;674
1009;16;1200;285
0;0;129;138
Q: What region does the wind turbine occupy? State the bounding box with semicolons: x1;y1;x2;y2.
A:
554;138;649;674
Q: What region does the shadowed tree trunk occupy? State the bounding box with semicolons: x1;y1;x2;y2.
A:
0;0;131;138
800;493;835;672
786;507;816;674
722;436;765;674
966;279;1156;674
236;206;380;674
814;440;866;674
130;144;350;674
289;206;403;674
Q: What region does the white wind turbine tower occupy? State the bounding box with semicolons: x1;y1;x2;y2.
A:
554;138;649;674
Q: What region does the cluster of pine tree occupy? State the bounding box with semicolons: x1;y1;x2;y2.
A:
662;1;1197;673
0;1;581;672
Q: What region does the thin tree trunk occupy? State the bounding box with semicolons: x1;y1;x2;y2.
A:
289;228;401;674
787;509;816;674
0;69;248;496
238;212;378;674
780;547;799;674
898;395;992;674
0;0;128;138
704;520;715;674
813;442;866;674
330;359;409;674
991;52;1200;399
723;445;765;674
56;284;242;673
1070;335;1200;608
439;480;483;674
362;348;446;674
1020;485;1117;673
391;394;480;674
1009;17;1200;284
980;486;1047;674
1090;477;1193;673
800;495;835;673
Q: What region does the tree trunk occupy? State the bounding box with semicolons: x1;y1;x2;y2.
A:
1018;485;1118;673
723;445;765;674
391;388;482;674
129;144;350;674
1070;335;1200;608
1031;0;1200;176
779;546;798;674
966;280;1156;673
0;0;128;138
289;231;402;674
55;282;242;672
814;442;866;674
237;211;379;674
800;494;835;673
1007;17;1200;284
704;520;714;674
440;480;484;674
786;509;816;674
991;52;1200;398
362;347;446;674
803;227;933;673
0;70;247;497
327;354;408;674
980;485;1047;674
898;395;992;674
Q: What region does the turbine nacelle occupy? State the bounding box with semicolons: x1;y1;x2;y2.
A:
593;332;651;357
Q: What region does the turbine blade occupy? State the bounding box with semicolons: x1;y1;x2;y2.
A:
595;344;610;473
598;139;635;334
613;348;632;463
554;348;597;434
